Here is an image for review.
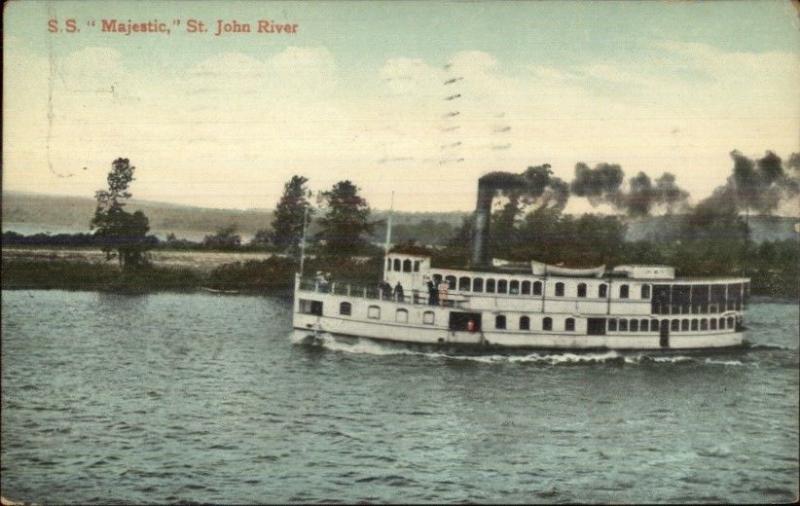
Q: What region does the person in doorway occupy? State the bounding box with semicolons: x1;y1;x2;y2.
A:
438;279;449;307
394;282;404;302
426;277;438;306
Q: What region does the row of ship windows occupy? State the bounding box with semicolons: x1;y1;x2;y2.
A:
387;258;421;272
338;303;738;332
431;274;647;299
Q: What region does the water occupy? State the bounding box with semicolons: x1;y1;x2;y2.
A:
2;291;797;504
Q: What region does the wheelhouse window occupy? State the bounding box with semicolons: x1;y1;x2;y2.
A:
486;279;496;293
509;280;520;295
497;280;508;294
495;315;507;330
423;311;435;325
473;278;484;293
608;319;618;331
521;281;531;295
577;283;587;298
396;308;408;323
339;302;352;316
543;317;552;331
565;318;575;332
533;281;542;295
599;284;608;298
519;316;530;330
368;306;380;320
619;285;629;299
393;259;401;271
641;285;651;299
459;277;471;291
555;282;565;297
403;259;412;272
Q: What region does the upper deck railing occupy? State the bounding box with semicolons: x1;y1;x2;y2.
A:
297;276;466;308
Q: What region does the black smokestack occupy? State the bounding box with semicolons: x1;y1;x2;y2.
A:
472;172;527;267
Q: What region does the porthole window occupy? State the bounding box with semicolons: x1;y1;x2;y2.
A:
543;317;552;331
368;306;380;320
555;282;565;297
619;285;629;299
565;318;575;332
577;283;587;298
641;285;651;299
599;284;608;298
495;315;507;330
396;308;408;323
519;316;530;330
533;281;542;295
339;302;352;316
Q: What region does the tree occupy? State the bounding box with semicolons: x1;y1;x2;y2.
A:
270;175;313;256
317;180;373;256
90;158;152;269
202;225;241;250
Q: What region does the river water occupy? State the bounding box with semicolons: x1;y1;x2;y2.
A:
2;291;797;503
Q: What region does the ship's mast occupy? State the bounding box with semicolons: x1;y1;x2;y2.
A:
299;204;310;277
383;191;395;281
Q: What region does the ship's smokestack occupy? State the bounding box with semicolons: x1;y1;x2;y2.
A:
471;172;527;268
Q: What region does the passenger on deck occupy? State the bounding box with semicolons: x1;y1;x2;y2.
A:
394;282;404;302
426;277;438;306
379;281;392;300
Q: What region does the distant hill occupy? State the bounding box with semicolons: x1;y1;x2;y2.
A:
3;191;796;244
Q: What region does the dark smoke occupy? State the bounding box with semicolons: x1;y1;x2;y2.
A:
570;162;624;207
726;150;799;214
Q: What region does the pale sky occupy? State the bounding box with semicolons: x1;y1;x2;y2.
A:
3;0;799;213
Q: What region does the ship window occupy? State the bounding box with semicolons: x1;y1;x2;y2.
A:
619;319;628;331
619;285;629;299
414;261;420;272
368;306;380;320
650;319;658;332
339;302;352;316
396;308;408;323
387;259;392;271
495;315;507;330
423;311;435;325
700;319;708;330
608;319;618;331
393;259;401;271
727;316;734;329
681;319;689;331
642;319;651;332
710;318;717;330
599;284;608;298
403;259;412;272
565;318;575;332
719;317;725;329
510;280;520;295
446;276;456;290
543;317;552;331
555;282;565;297
519;316;530;330
299;299;323;316
533;281;542;295
671;319;679;331
497;280;508;294
459;276;471;291
486;279;496;293
473;278;484;292
630;319;639;332
577;283;587;298
691;319;698;331
433;274;442;285
641;285;651;299
521;281;531;295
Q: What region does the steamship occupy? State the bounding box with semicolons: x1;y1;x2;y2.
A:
292;177;750;351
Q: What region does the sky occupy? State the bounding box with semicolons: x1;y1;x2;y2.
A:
3;0;799;213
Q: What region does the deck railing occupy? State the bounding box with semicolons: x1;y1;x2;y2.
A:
297;277;463;308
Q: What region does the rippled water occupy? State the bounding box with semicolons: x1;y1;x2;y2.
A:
2;291;798;503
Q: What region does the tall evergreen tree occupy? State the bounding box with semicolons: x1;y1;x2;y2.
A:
317;180;372;257
270;175;313;256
